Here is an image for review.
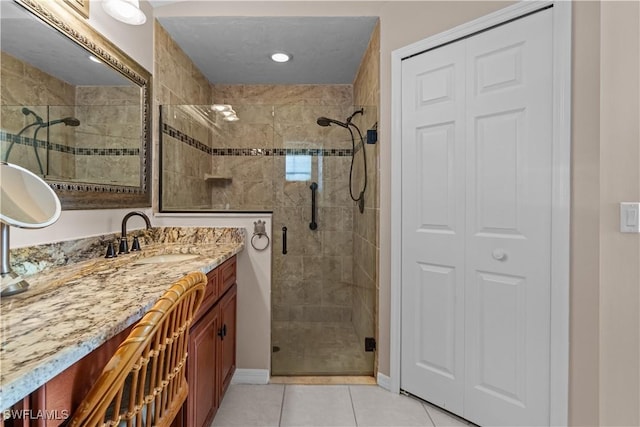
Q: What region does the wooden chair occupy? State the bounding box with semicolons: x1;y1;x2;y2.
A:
65;271;207;427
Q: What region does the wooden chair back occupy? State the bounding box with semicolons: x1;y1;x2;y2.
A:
66;271;207;427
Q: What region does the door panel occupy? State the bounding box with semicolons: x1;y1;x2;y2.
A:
464;9;552;426
401;39;466;413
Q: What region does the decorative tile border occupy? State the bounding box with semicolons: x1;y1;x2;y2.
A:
0;131;140;156
162;123;355;157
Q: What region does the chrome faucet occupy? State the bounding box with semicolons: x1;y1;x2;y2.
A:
119;211;151;254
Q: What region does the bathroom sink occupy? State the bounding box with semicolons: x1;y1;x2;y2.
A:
134;254;200;264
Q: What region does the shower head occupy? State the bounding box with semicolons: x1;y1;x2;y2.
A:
316;116;348;128
42;117;81;127
317;108;364;129
21;107;43;124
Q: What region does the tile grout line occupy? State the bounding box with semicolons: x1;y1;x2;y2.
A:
278;384;286;427
347;385;359;427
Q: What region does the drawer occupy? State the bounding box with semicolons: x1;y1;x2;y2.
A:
194;268;219;324
219;256;236;295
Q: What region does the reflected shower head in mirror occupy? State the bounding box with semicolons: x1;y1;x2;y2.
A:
41;117;81;127
21;107;43;124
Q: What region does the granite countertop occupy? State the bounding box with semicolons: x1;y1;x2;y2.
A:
0;227;245;410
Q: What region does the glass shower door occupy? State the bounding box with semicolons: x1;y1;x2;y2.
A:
270;104;377;376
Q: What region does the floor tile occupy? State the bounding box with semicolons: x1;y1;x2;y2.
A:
350;385;434;426
212;384;284;427
423;402;470;427
280;385;357;427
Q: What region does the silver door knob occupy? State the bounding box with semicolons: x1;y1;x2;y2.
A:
492;249;507;261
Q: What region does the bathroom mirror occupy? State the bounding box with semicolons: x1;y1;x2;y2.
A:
0;0;151;209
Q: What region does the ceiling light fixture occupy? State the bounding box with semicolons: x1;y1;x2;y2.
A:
271;52;291;63
89;55;102;64
102;0;146;25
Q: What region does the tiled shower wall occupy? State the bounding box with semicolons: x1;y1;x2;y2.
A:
0;51;141;185
74;86;140;186
351;23;380;362
154;21;213;209
1;51;75;178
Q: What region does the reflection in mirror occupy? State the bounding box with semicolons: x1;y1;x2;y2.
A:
0;0;151;208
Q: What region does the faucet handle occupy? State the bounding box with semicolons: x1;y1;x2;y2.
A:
118;237;129;254
105;242;117;258
131;236;141;251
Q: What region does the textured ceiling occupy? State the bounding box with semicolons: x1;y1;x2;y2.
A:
0;1;132;87
157;16;378;85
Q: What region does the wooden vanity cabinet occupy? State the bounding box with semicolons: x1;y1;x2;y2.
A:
184;256;237;427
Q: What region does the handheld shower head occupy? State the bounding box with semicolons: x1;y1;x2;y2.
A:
316;116;348;128
21;107;43;124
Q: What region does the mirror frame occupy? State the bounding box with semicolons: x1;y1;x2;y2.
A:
12;0;152;209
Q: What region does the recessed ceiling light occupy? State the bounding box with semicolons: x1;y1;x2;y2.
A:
102;0;147;25
271;52;291;63
89;55;102;64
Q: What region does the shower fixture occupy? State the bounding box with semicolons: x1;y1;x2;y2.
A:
316;108;368;213
21;107;43;124
41;117;81;128
3;109;81;176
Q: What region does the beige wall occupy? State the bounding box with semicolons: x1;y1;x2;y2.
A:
569;2;601;425
599;2;640;425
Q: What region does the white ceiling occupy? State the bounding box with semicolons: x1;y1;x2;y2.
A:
156;15;379;85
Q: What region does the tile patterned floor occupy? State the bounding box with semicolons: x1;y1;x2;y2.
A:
212;384;474;427
271;321;373;376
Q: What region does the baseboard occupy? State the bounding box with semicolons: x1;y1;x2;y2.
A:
231;368;270;385
377;372;391;391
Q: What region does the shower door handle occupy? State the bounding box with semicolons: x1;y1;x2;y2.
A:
282;227;288;254
309;182;318;230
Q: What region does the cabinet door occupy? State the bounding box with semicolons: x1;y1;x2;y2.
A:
218;284;237;398
187;304;220;427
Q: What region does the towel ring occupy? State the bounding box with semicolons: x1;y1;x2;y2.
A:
251;233;270;251
251;220;270;251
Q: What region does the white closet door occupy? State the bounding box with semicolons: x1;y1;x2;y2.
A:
400;8;553;427
463;9;553;426
400;40;466;414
